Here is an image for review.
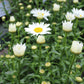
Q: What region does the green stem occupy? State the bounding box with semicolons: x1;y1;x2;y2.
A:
68;54;76;75
66;54;76;83
39;19;41;24
73;18;78;40
18;28;20;42
39;44;42;66
64;32;67;57
18;59;20;84
11;33;13;48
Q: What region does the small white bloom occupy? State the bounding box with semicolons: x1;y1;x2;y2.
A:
37;35;45;44
73;0;79;3
62;21;73;32
65;12;75;21
31;8;50;20
9;16;15;22
70;41;83;54
72;8;84;18
13;43;26;57
9;24;16;33
53;3;60;11
25;22;51;35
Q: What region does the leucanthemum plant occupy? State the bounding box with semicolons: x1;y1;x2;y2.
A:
0;0;84;84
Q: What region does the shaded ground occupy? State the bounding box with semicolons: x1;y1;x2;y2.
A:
0;23;8;55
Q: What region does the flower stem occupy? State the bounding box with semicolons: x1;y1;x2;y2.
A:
18;28;20;41
18;59;20;84
66;54;76;83
39;44;42;66
68;54;76;75
64;32;67;57
39;19;41;24
73;18;78;39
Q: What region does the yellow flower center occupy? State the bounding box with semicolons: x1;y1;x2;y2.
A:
80;15;82;17
38;12;44;16
34;27;43;33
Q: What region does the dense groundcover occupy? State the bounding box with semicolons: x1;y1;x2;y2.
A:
0;0;84;84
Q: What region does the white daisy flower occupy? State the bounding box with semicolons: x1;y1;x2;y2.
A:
30;8;51;20
25;22;51;35
72;8;84;18
65;12;75;21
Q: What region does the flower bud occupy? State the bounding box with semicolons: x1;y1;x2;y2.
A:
18;3;23;6
70;41;83;54
27;5;32;9
39;69;45;74
12;75;16;79
76;64;81;69
45;46;50;49
2;16;6;21
73;0;79;3
58;36;63;39
6;55;10;58
13;43;26;57
9;24;16;33
31;45;37;50
10;55;15;59
41;81;47;84
26;13;30;17
52;22;57;25
0;55;4;58
16;22;22;27
25;36;30;39
37;36;45;44
20;6;24;10
29;0;32;3
62;21;73;32
53;3;60;11
75;77;83;82
25;21;29;26
9;16;15;22
45;62;51;67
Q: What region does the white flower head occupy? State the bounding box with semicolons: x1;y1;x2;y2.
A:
31;8;50;20
9;23;16;33
13;43;26;57
72;8;84;18
62;20;73;32
25;22;51;35
53;3;60;11
65;12;75;21
71;41;83;54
